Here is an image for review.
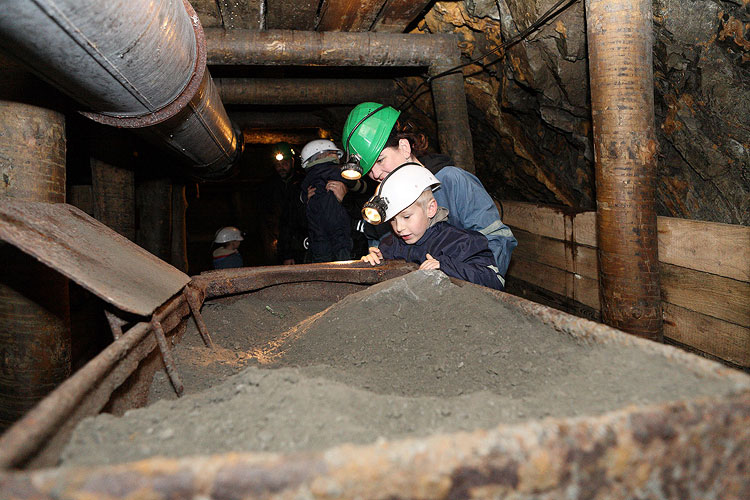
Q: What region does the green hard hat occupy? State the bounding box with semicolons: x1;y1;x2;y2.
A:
273;142;294;161
342;102;401;175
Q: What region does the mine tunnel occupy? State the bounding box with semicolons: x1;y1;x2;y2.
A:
0;0;749;498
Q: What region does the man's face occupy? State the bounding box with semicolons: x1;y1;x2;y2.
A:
274;158;293;179
390;202;431;244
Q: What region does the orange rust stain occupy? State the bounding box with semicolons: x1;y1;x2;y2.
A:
719;16;750;50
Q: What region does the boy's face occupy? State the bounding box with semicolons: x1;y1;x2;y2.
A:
389;198;436;244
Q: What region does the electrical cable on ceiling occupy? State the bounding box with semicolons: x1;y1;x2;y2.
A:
396;0;580;113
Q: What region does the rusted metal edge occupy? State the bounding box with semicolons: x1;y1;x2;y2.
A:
1;393;748;499
0;293;187;470
192;260;417;299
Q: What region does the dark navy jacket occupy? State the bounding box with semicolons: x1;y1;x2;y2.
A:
379;208;504;290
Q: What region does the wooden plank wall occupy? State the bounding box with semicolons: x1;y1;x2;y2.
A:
501;201;750;368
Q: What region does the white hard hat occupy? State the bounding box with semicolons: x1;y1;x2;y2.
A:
214;226;244;244
362;162;440;225
300;139;343;169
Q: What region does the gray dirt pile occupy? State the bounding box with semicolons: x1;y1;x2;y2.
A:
60;271;734;466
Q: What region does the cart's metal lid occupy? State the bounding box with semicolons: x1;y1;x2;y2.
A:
0;199;190;316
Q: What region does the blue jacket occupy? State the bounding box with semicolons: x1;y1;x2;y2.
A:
430;163;517;284
367;155;517;285
379;208;504;290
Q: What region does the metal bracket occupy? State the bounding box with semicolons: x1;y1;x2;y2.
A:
104;309;127;341
184;284;214;348
150;318;184;397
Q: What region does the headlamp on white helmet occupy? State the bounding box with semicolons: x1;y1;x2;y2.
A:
362;162;440;225
300;139;343;170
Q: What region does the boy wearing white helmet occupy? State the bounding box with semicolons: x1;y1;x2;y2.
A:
361;163;504;290
212;226;244;269
299;139;368;262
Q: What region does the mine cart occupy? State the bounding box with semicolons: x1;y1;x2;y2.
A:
0;200;749;499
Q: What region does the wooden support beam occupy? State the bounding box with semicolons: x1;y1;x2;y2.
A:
373;0;433;33
587;0;662;340
266;0;318;30
318;0;386;32
217;0;260;29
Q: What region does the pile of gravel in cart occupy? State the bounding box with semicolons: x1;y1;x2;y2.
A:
60;270;734;466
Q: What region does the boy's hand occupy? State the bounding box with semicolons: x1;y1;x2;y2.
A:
362;247;383;266
420;253;440;270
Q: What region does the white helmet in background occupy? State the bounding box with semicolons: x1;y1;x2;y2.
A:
214;226;244;244
362;162;441;225
300;139;343;169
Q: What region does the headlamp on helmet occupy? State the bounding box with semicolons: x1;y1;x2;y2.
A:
273;142;294;162
341;102;400;180
361;162;440;225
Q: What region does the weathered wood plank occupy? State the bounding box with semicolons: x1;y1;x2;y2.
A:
372;0;433;33
188;0;222;28
507;257;600;310
501;201;595;246
266;0;318;30
511;229;598;280
660;263;750;328
318;0;386;31
663;303;750;368
217;0;261;29
657;217;750;282
502;200;750;282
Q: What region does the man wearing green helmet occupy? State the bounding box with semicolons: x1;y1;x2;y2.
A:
342;102;517;288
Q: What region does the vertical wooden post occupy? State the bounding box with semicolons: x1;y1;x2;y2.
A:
0;64;71;431
170;184;188;272
429;36;475;173
586;0;662;340
136;179;172;262
91;158;136;240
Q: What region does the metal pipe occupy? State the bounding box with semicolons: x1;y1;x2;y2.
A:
206;28;447;67
586;0;662;340
206;29;474;172
216;78;399;105
0;0;241;180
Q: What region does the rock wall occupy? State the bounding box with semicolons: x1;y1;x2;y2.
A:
415;0;749;225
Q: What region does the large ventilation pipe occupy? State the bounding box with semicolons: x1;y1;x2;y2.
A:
0;0;241;180
586;0;662;340
206;29;475;173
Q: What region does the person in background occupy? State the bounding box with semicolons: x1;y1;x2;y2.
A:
272;142;309;264
341;102;517;289
259;142;309;265
212;226;244;269
299;139;368;262
361;163;504;290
